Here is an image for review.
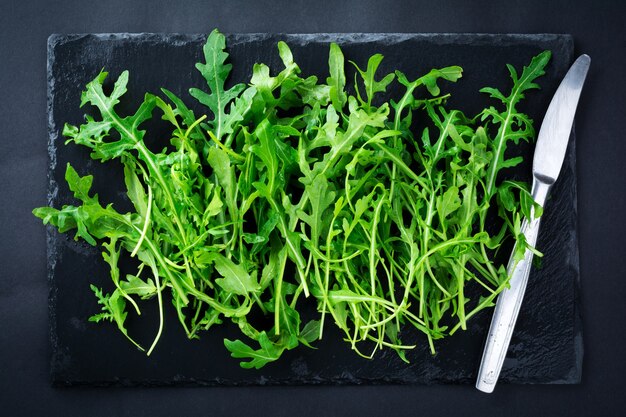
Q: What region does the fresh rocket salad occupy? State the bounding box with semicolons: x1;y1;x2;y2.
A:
34;29;548;369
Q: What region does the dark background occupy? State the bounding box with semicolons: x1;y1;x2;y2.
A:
1;0;623;416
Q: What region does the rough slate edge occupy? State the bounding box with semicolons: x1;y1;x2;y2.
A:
44;32;581;386
567;123;583;384
46;33;60;387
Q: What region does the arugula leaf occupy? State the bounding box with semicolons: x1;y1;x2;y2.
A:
66;71;156;162
88;285;144;351
224;332;284;369
352;54;395;106
120;274;157;299
481;50;551;197
437;186;462;220
190;29;246;141
212;253;260;296
250;119;282;195
327;43;347;111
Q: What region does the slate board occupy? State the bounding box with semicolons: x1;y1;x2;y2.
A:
46;33;582;386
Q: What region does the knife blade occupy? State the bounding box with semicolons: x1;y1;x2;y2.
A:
475;54;590;393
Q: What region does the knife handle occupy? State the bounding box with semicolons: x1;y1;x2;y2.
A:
476;181;549;393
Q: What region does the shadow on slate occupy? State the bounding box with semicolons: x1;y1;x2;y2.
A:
46;33;581;386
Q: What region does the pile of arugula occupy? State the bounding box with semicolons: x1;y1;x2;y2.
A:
34;29;549;368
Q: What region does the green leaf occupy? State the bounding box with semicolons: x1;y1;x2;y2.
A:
308;105;391;181
423;106;467;165
299;320;321;347
437;186;461;219
327;43;347;111
207;146;236;215
88;285;113;323
65;163;95;203
205;187;224;218
352;54;395;105
250;119;281;195
277;302;301;350
259;246;281;290
120;274;157;298
299;175;336;243
497;182;517;212
252;212;280;256
296;75;330;107
160;88;200;130
481;50;551;197
249;41;301;113
80;70;126;109
123;158;148;219
189;29;246;140
421;66;463;96
212;254;260;296
224;332;284;369
88;285;143;350
70;71;156;162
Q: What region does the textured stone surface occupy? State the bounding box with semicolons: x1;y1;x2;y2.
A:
47;33;581;386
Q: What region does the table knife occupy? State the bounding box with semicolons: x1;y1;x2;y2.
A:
476;54;591;393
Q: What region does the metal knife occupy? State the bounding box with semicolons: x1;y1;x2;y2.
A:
476;54;591;394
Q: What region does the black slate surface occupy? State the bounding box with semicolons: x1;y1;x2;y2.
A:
46;33;581;386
